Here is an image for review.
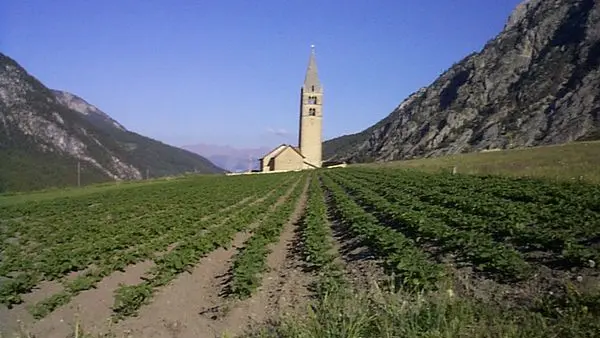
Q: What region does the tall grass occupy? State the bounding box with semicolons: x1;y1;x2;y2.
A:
245;279;600;338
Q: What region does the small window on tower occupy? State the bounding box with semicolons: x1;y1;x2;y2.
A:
311;85;315;92
308;96;317;104
309;108;316;116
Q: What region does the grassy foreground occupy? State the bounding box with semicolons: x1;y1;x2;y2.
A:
360;141;600;184
246;279;599;338
9;276;600;338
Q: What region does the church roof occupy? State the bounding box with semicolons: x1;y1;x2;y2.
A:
303;46;320;91
259;144;286;160
259;144;305;160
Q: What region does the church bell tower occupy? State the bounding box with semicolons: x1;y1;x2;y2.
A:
298;45;323;168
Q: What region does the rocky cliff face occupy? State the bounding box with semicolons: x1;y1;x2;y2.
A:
52;90;127;131
324;0;600;162
0;53;224;191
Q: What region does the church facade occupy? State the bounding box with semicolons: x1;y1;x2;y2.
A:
259;47;323;172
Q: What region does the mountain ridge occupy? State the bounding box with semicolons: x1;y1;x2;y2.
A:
0;52;224;192
323;0;600;163
52;89;127;131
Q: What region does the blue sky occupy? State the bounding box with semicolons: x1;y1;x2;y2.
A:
2;0;522;149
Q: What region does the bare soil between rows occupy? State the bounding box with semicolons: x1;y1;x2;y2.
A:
101;180;305;338
321;182;600;314
0;180;303;338
0;261;153;338
320;187;388;291
195;176;312;338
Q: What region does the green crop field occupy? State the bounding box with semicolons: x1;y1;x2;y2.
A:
1;168;599;337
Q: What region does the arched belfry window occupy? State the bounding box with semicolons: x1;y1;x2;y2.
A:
311;85;315;92
308;96;318;104
308;108;316;116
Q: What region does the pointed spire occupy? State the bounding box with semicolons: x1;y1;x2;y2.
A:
303;45;320;91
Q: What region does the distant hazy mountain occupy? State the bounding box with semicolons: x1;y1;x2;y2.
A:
183;143;271;172
0;52;225;192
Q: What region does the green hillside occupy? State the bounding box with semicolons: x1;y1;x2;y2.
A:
358;141;600;184
0;52;224;193
0;149;106;193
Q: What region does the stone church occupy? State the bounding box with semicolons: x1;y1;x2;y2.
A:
259;46;323;172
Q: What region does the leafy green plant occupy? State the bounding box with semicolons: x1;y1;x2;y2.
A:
321;175;445;291
229;176;307;299
0;171;299;319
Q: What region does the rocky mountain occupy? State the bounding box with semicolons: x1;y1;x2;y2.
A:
324;0;600;163
0;52;224;192
183;143;271;172
52;90;127;131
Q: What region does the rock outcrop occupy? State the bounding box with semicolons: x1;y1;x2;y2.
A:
324;0;600;162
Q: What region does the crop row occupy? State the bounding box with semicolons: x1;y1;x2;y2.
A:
1;173;292;276
349;168;599;223
0;173;296;308
111;174;306;319
351;167;600;212
1;174;265;232
327;172;531;281
345;169;600;267
299;174;345;294
229;174;308;298
300;174;337;271
27;176;297;318
349;168;600;232
321;174;444;291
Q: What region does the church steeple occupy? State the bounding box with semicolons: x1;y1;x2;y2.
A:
303;45;321;93
298;45;323;168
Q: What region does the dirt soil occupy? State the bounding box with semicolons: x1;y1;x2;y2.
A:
325;179;600;310
0;181;302;338
0;261;153;338
0;280;63;337
198;177;312;338
448;257;600;311
323;191;387;291
110;232;253;338
104;178;310;338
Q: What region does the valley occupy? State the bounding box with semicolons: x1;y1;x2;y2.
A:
2;0;600;336
0;167;599;337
